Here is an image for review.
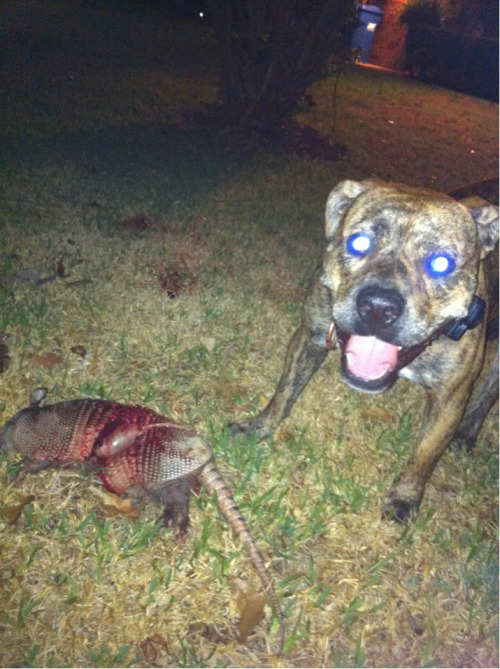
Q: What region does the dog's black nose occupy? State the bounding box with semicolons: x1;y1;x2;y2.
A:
356;286;404;332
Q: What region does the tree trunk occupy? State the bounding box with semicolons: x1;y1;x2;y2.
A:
206;0;355;131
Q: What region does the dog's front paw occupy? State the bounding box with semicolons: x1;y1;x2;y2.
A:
381;495;419;523
228;415;271;441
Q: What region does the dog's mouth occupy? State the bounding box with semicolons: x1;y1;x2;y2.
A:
336;330;429;393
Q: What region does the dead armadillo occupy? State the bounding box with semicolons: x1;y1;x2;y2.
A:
0;388;285;653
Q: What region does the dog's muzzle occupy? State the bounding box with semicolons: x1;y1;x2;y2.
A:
328;285;422;393
342;286;406;391
327;288;487;393
356;286;405;333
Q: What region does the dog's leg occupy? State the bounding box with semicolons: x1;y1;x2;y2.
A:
381;318;494;523
230;275;331;440
230;326;329;439
382;380;479;522
451;350;499;452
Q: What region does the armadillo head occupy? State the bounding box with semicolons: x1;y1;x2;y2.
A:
0;388;48;453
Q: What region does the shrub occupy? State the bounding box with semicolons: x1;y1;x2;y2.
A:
399;0;442;28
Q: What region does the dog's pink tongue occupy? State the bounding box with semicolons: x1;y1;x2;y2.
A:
345;335;398;380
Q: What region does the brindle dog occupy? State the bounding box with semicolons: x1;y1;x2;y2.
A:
230;179;499;522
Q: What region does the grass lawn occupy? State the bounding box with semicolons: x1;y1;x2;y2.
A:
0;1;498;667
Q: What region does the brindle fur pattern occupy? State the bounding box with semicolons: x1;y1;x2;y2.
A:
231;179;499;522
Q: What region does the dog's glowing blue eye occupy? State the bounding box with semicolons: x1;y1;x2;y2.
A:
347;233;372;257
425;253;455;277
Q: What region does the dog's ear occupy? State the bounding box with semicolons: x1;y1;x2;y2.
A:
325;179;378;239
464;199;499;259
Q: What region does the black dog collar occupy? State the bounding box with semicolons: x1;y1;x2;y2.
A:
443;295;486;341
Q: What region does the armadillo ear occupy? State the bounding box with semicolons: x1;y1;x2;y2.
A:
325;179;378;240
30;387;48;407
465;199;499;259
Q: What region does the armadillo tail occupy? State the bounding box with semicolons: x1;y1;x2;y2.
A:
200;459;285;655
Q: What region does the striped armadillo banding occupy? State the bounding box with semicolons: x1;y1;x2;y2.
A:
97;425;212;494
0;388;285;654
0;388;168;466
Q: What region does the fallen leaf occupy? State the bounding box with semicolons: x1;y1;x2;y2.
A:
31;352;64;367
186;621;228;644
200;337;216;353
260;393;272;409
97;491;138;520
140;633;169;666
1;494;35;524
119;214;160;232
55;259;68;278
158;257;195;297
70;345;87;358
407;613;426;635
215;375;245;405
187;621;210;636
230;578;266;642
65;279;94;289
0;332;9;373
361;405;392;423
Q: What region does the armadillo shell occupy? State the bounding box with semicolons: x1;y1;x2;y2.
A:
6;400;114;462
98;425;212;495
2;398;167;463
